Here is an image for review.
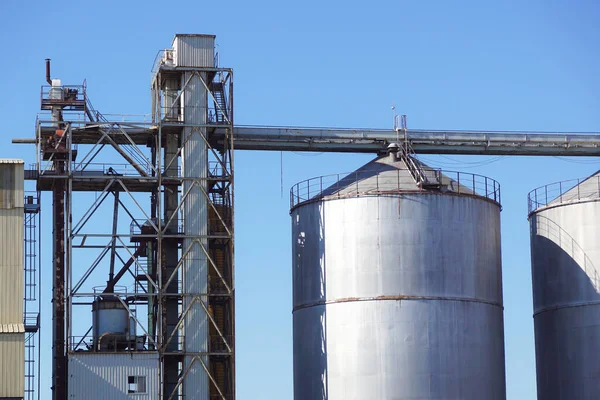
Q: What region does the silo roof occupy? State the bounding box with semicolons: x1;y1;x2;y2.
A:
290;152;502;209
320;153;474;198
547;170;600;206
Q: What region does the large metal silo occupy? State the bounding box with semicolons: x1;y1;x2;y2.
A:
290;149;506;400
528;174;600;400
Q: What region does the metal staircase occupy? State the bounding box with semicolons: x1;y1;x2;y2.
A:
83;95;150;176
210;82;228;124
400;142;441;189
395;114;441;189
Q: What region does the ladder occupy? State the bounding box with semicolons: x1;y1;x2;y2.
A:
23;193;40;400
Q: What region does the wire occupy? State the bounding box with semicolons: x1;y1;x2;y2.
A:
292;151;325;156
552;156;600;164
415;155;507;169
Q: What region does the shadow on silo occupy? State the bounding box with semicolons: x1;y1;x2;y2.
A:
530;215;600;399
293;203;328;399
531;216;600;303
317;204;328;400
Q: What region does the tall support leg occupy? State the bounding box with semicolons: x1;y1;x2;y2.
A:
52;162;66;400
163;132;180;397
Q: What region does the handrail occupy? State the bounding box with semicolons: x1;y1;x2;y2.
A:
290;168;501;209
528;175;600;213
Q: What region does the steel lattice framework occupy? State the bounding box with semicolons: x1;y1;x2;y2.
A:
26;55;234;399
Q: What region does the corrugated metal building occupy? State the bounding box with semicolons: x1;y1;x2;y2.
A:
0;159;25;399
172;34;215;68
68;353;160;399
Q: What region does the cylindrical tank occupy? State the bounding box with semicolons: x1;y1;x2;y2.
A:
528;175;600;400
92;297;129;344
291;150;506;400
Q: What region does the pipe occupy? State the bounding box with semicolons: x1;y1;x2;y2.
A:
12;138;37;144
46;58;52;85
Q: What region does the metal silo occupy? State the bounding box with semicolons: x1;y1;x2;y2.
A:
528;173;600;400
290;148;506;400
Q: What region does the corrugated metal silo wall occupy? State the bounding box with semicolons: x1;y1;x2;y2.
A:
67;353;160;399
0;159;25;398
530;200;600;399
292;194;506;400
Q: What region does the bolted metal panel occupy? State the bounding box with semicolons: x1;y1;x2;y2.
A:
0;333;24;398
182;70;209;398
67;353;160;399
529;188;600;399
173;34;215;68
291;159;505;400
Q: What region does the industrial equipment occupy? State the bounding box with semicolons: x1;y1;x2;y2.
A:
19;35;234;400
7;33;600;400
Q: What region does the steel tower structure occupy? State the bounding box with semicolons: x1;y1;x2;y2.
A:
25;35;234;400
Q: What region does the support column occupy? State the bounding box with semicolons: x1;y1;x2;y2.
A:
52;161;66;400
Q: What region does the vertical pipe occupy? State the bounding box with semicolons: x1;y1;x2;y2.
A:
45;59;52;85
108;192;119;284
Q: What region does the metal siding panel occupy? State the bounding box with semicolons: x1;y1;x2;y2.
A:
530;199;600;399
0;324;24;333
0;161;23;209
292;190;505;399
0;334;24;397
0;209;24;326
67;353;159;399
173;35;214;67
182;71;209;397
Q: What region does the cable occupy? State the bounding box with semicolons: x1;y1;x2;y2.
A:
552;156;600;164
292;151;325;156
415;155;507;169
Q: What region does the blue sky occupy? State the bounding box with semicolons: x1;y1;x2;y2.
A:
1;1;600;399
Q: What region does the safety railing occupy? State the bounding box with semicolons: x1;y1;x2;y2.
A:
40;84;86;108
290;168;501;209
100;113;152;123
69;334;148;352
151;49;176;76
71;162;154;177
130;216;231;237
528;176;600;213
23;313;39;331
155;104;231;124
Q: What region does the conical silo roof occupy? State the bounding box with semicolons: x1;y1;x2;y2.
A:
290;150;502;210
319;152;474;198
528;170;600;214
548;170;600;206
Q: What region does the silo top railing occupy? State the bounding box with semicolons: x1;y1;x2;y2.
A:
290;168;501;209
528;175;600;213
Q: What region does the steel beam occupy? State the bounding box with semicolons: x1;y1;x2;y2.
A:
19;125;600;155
